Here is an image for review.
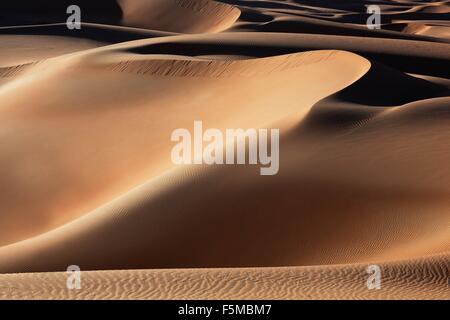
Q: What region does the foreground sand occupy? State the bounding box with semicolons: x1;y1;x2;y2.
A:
1;254;448;300
0;0;449;300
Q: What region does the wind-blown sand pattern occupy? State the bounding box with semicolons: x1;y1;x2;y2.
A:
0;0;449;300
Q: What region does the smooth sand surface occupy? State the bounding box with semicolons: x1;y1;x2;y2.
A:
0;0;449;300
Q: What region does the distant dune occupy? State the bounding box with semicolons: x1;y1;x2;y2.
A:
0;0;449;300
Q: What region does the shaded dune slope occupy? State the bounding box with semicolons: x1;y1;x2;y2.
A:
301;61;450;133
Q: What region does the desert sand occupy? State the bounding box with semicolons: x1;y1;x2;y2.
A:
0;0;449;300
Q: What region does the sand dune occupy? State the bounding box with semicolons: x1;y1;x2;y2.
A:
0;0;449;300
1;253;448;300
0;48;368;249
119;0;241;33
0;0;241;33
